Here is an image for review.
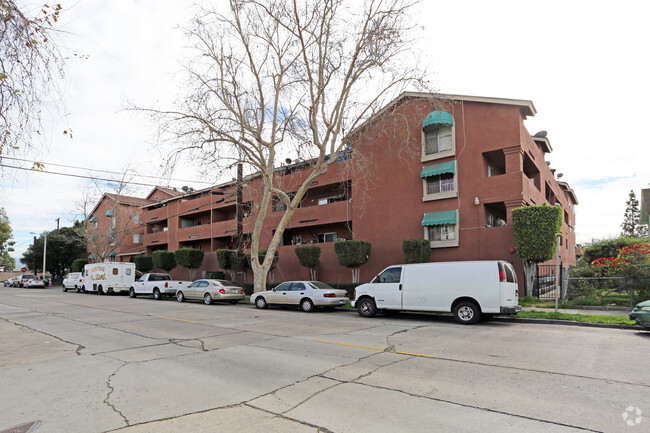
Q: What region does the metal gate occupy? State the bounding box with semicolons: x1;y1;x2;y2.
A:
533;264;565;299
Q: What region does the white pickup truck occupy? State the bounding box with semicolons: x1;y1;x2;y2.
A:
129;273;192;300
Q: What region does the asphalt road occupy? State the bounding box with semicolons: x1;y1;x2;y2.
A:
0;286;648;433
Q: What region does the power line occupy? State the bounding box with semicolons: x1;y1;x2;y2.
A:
0;163;180;189
1;156;213;185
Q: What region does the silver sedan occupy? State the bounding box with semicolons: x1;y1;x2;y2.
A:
250;281;349;312
176;279;245;305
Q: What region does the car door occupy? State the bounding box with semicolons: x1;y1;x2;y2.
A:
373;266;403;309
285;282;307;306
266;282;291;305
185;280;202;300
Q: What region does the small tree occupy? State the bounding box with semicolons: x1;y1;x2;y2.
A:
152;250;176;273
295;246;321;280
621;190;648;238
512;205;563;296
403;238;431;264
71;259;88;272
216;249;237;280
334;240;371;284
582;236;638;264
174;248;204;280
135;255;154;273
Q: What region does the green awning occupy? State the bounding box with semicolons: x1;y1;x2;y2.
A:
88;216;98;222
420;161;456;178
422;111;454;130
422;210;457;226
105;209;114;217
107;251;116;257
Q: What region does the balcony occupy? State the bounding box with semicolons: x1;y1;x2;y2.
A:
144;230;168;245
178;195;213;215
144;207;167;224
177;224;212;242
267;200;350;229
211;219;238;237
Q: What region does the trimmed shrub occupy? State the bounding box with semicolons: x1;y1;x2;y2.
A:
216;249;236;272
71;259;88;272
152;250;176;272
334;240;371;283
135;255;154;273
403;238;431;264
295;246;321;280
174;248;205;280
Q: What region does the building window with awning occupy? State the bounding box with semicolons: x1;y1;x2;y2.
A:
421;210;459;248
421;111;455;162
420;161;457;201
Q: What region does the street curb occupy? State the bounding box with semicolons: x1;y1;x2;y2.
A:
491;316;642;330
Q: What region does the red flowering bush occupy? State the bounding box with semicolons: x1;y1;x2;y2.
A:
591;256;629;277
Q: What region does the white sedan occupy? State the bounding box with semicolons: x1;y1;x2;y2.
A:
176;279;245;305
23;277;46;288
250;281;349;312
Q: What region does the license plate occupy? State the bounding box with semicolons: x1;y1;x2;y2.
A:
230;289;237;293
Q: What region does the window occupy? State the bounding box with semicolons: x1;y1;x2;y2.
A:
112;268;119;275
426;173;454;194
427;224;456;241
318;196;345;205
133;233;144;244
291;282;306;291
126;269;132;276
424;126;453;155
422;210;459;248
275;282;292;291
375;267;402;283
317;232;337;243
133;213;141;224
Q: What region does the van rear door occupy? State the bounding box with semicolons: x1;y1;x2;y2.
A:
373;266;403;309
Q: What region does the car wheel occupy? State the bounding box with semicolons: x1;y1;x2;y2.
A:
97;285;103;295
453;301;481;325
204;293;213;305
75;286;80;293
129;288;136;298
229;300;239;305
255;296;267;309
356;298;377;318
153;288;162;300
177;291;185;302
81;285;86;293
62;286;67;292
300;298;315;312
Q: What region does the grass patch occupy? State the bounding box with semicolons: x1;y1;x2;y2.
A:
516;310;636;326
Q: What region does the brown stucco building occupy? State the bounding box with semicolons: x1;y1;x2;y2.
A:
91;93;578;293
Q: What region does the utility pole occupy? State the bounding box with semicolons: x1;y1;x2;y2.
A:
33;236;37;274
55;218;60;230
235;163;244;285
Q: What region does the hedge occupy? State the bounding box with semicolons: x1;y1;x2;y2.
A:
152;250;176;272
403;238;431;264
134;255;153;273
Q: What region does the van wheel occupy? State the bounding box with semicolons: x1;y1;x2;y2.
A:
453;301;481;325
129;288;136;298
356;298;377;318
153;288;162;300
97;285;103;295
75;286;80;293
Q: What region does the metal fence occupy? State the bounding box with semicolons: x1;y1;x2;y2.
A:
533;265;566;300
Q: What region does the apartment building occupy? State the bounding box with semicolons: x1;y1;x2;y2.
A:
95;93;578;292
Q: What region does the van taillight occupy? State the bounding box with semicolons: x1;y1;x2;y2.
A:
499;271;506;282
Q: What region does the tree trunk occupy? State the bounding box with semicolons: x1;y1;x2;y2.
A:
523;260;536;297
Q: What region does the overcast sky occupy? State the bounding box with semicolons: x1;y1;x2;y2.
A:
2;0;649;267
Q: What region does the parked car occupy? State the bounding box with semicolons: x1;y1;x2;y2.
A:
250;281;349;312
176;279;245;305
629;300;650;328
4;277;18;287
16;274;37;287
130;273;192;299
62;272;83;292
23;277;46;288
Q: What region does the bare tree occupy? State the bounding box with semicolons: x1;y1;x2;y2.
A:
0;1;68;161
144;0;428;292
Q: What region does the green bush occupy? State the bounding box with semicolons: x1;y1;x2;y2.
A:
174;248;205;279
512;204;562;263
152;250;176;272
295;246;321;269
135;255;154;273
71;259;88;272
582;236;639;263
403;238;431;264
216;249;236;271
334;240;371;268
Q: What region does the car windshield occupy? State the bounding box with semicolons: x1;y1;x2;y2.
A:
309;282;335;290
23;275;36;279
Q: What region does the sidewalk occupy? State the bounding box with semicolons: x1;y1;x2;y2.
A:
521;306;631;317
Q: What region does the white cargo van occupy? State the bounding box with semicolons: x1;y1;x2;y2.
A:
351;260;520;324
82;262;136;295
